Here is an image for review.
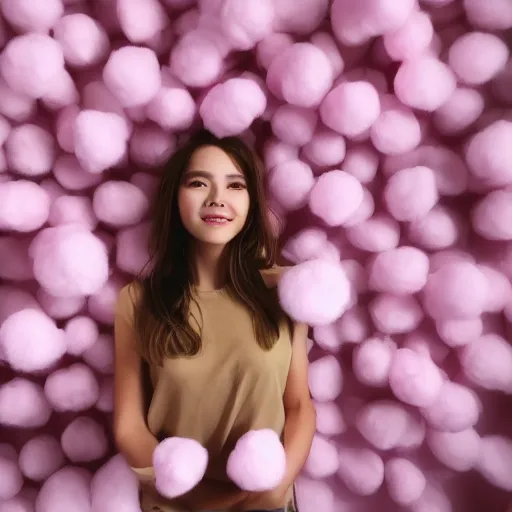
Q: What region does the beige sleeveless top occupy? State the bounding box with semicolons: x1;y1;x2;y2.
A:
115;267;293;484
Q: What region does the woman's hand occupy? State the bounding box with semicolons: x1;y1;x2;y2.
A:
235;483;290;511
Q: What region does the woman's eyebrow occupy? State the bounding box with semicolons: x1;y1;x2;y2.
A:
184;169;245;180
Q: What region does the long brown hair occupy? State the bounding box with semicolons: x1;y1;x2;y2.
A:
132;129;285;365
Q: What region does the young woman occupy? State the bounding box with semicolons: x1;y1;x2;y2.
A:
113;129;316;512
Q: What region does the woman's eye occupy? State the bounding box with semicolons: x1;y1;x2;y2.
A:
229;182;246;190
188;180;205;187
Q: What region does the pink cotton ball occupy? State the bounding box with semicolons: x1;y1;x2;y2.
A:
493;60;512;105
302;129;346;167
54;156;101;192
170;30;224;88
429;249;475;274
370;294;423;334
343;144;379;184
314;401;346;436
281;228;329;263
389;348;444;407
61;416;108;462
472;189;512;240
226;430;286;492
87;276;124;326
403;329;451;366
116;223;151;275
313;323;343;353
35;466;91;512
82;334;114;374
267;43;333;108
478;264;512;313
343;187;375;227
64;316;99;356
0;378;51;428
220;0;274;50
0;237;33;281
463;0;512;29
37;288;85;320
421;381;479;432
131;172;159;199
5;124;55;177
56;105;79;153
256;32;294;69
394;56;457;111
74;110;129;174
200;78;266;137
383;10;434;61
370;102;421;155
44;363;100;412
53;14;110;67
433;88;485;135
129;125;176;167
465;120;512;187
356;400;411;451
423;261;488;320
308;355;343;401
353;336;396;387
19;435;64;482
117;0;168;43
272;0;328;34
337;445;384;496
337;306;370;344
0;77;36;122
436;317;482;347
384;166;438;222
278;259;351;325
428;429;481;472
41;69;79;111
268;159;315;211
476;435;512;491
0;309;66;373
407;205;462;251
103;46;161;107
385;458;426;505
271;105;318;146
460;334;512;393
48;195;96;230
346;213;400;253
320;81;380;138
304;435;339;479
311;32;344;78
1;34;65;99
449;32;509;85
369;246;429;294
0;115;10;145
92;181;148;227
0;444;23;500
96;377;114;413
1;0;63;33
0;287;40;325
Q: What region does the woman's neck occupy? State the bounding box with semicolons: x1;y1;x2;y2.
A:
191;242;229;291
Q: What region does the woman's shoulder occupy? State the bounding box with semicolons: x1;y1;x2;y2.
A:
116;280;143;321
259;265;291;289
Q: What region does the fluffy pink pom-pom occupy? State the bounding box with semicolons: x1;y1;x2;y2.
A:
153;437;208;497
385;458;426;505
281;228;337;264
272;0;328;34
472;189;512;240
278;259;351;325
370;294;423;334
478;264;512;313
117;0;168;43
35;466;91;512
394;56;456;111
309;170;364;226
346;213;400;252
304;435;339;478
268;160;314;211
388;348;444;407
0;444;23;500
476;435;512;491
343;144;379;183
29;225;109;298
337;445;384;496
82;334;114;374
436;317;482;347
353;336;396;387
308;355;343;401
200;78;266;137
448;32;509;85
0;378;51;428
463;0;512;30
103;46;161;107
301;128;345;167
227;429;286;491
267;43;333;108
320;81;380;138
0;34;65;99
1;0;63;33
116;223;151;275
428;428;481;472
271;104;318;146
19;435;64;482
0;309;66;372
61;417;108;462
314;402;345;436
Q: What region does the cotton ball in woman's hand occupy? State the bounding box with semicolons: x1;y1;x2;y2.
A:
271;105;318;146
389;348;444;407
0;378;51;428
278;259;351;325
61;417;108;462
267;43;333;108
19;435;64;482
103;46;161;107
309;170;364;226
394;56;456;111
427;429;481;472
35;466;91;512
353;336;396;387
304;435;339;478
320;81;380;137
385;458;426;505
0;309;66;372
200;78;266;137
0;444;23;500
53;13;110;67
0;180;50;232
227;429;286;492
423;261;488;320
369;246;429;294
448;32;509;85
268;160;314;211
1;34;65;98
308;355;343;401
29;225;109;298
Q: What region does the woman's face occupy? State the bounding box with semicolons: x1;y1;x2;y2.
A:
178;145;251;247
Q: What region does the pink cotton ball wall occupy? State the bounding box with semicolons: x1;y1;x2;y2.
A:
1;1;512;511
